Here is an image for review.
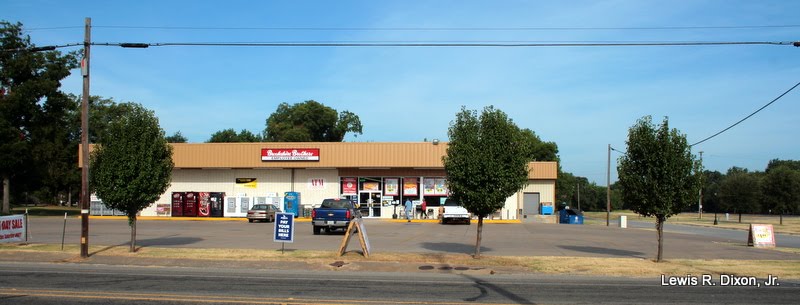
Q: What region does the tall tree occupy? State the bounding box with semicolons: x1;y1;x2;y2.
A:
1;21;78;212
165;131;188;143
90;103;173;252
207;128;261;142
443;106;531;258
701;170;724;218
761;166;800;224
520;128;559;162
718;168;762;223
263;100;362;142
617;116;700;262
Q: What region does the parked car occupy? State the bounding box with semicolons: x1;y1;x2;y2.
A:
246;204;280;223
311;198;360;234
440;199;471;225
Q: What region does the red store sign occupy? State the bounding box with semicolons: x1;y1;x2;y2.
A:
261;148;320;161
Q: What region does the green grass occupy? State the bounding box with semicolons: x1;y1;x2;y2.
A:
583;210;800;234
2;243;799;279
9;205;80;216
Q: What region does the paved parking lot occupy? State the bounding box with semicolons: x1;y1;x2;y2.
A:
23;217;799;260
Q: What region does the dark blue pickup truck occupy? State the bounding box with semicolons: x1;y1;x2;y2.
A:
311;198;360;235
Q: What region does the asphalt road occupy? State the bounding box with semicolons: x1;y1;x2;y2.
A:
1;262;798;305
22;216;800;260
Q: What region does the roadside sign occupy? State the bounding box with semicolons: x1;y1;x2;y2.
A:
0;215;27;243
747;224;776;248
273;213;294;243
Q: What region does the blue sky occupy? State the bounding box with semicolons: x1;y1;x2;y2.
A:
3;0;799;184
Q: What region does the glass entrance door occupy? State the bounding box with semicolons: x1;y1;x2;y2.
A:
359;192;382;217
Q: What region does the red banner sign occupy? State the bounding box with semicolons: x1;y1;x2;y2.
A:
342;177;357;195
261;148;320;161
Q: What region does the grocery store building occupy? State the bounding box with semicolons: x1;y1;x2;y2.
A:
85;142;557;220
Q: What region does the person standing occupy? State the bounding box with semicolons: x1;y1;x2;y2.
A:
421;199;428;219
404;198;413;222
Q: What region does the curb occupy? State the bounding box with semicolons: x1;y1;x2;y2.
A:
86;216;521;224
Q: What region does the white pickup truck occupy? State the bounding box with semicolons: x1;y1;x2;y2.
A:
439;199;471;224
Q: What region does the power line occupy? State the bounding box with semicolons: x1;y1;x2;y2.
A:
91;40;796;48
88;24;800;31
690;81;800;147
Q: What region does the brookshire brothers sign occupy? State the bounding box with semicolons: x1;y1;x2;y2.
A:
261;148;320;161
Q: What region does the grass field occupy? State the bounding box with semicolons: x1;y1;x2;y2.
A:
583;211;800;235
2;243;799;279
8;205;80;216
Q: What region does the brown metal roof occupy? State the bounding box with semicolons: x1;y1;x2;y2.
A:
81;142;557;180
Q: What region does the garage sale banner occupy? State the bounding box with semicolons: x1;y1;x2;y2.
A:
0;215;27;243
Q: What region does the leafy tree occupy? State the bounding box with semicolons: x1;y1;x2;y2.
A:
766;159;800;172
90;103;173;252
718;168;762;223
1;21;78;212
263;100;362;142
701;170;724;218
443;106;531;258
520;128;559;162
617;116;700;262
207;128;261;142
165;131;188;143
761;166;800;224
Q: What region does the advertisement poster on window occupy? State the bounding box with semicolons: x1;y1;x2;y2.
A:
403;177;418;196
423;178;436;195
363;181;380;191
435;178;448;195
342;177;357;195
384;178;399;196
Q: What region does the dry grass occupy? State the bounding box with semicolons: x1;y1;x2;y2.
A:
3;243;799;279
583;211;800;234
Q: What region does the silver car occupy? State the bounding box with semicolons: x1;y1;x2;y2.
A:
247;204;280;223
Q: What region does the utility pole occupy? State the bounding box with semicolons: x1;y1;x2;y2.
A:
698;151;703;220
80;17;91;258
606;144;611;226
576;182;580;211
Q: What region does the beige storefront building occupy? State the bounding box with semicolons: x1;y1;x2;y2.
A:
86;142;557;219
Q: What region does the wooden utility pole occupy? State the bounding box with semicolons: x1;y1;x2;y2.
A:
698;151;703;220
606;144;611;226
80;17;91;258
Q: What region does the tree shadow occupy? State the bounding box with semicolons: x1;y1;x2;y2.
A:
135;236;204;247
421;242;492;254
557;245;644;258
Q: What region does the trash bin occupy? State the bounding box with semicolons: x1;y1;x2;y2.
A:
559;208;584;224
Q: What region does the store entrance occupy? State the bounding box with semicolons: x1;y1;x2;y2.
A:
359;192;382;218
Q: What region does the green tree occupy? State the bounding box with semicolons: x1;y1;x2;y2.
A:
617;116;700;262
761;166;800;224
718;168;762;223
90;103;173;252
443;106;531;258
520;128;559;162
701;170;724;219
263;100;362;142
766;159;800;172
165;131;188;143
207;128;261;142
1;21;78;212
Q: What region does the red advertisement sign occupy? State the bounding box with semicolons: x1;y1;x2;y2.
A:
342;177;357;195
261;148;320;161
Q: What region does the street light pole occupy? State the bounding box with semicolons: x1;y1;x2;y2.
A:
80;17;91;258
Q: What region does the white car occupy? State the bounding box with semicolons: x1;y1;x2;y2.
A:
440;199;471;225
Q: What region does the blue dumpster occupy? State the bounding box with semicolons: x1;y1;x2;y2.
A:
559;208;584;224
541;205;554;215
